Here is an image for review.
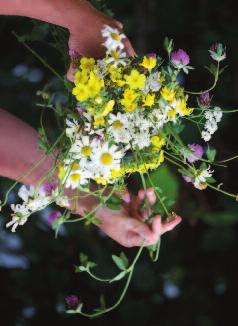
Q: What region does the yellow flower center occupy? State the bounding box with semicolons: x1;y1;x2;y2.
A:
70;174;81;182
81;146;92;157
111;50;120;60
111;32;120;41
71;162;80;170
112;120;123;129
100;152;113;165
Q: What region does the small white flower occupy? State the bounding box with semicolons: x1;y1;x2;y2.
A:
143;72;161;94
194;166;214;190
201;130;212;142
7;203;31;232
205;118;218;134
213;106;223;123
102;25;126;51
90;141;125;179
106;49;127;67
66;118;81;138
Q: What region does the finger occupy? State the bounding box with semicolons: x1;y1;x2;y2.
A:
115;20;123;29
129;196;143;220
146;187;157;205
160;214;182;235
138;189;145;201
124;38;137;58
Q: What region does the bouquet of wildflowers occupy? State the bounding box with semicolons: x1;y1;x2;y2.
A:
1;25;237;317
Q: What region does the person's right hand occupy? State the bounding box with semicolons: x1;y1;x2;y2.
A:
96;204;182;248
66;0;136;80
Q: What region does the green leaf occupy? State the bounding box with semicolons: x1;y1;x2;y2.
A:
205;63;217;77
146;164;179;213
202;211;238;226
206;177;216;184
109;271;127;283
207;148;216;162
106;202;121;211
120;252;129;269
112;255;126;270
80;253;88;264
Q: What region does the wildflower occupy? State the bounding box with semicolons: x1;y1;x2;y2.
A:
124;69;146;90
48;210;61;224
161;87;176;102
187;144;204;163
209;43;226;62
102;25;126;51
80;57;95;71
72;84;89;102
7;204;30;232
66;118;81;138
90;142;125;179
87;72;104;98
194;166;214;190
65;295;81;310
144;72;162;93
176;99;193;116
106;49;127;67
201;130;211;142
151;135;165;150
171;49;190;66
140;54;157;71
143;93;155;107
171;49;193;73
199;92;211;108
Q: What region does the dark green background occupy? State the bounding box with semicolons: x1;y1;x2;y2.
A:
0;0;238;325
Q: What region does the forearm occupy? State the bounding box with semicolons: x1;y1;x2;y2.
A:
0;108;54;186
0;0;89;30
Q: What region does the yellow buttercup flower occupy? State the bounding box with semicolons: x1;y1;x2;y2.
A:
94;177;108;185
143;94;155;107
140;56;157;71
167;109;177;119
74;71;88;85
87;72;104;98
102;100;115;117
161;86;176;102
72;84;89;102
124;69;146;90
80;57;95;72
93;115;105;127
176;99;194;116
151;135;165;150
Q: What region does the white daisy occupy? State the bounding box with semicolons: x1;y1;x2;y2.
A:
66;118;81;138
106;49;127;67
90;141;125;178
102;25;126;51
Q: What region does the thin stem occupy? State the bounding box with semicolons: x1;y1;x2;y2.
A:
207;183;237;199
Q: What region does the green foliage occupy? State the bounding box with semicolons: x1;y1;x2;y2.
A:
202;211;238;227
206;147;217;162
146;164;179;213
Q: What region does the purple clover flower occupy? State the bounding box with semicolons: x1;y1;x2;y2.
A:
65;295;80;309
187;144;204;163
48;210;61;224
43;180;58;195
199;92;211;108
171;49;190;66
69;49;80;59
147;52;157;59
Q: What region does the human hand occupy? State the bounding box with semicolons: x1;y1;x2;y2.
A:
66;0;136;80
96;199;181;248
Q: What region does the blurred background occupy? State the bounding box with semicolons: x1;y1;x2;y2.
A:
0;0;238;325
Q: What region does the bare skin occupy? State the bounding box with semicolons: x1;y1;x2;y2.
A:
0;1;182;247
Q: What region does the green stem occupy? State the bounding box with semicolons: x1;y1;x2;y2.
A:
207;183;237;199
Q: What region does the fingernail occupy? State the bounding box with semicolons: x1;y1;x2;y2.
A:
122;193;131;203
